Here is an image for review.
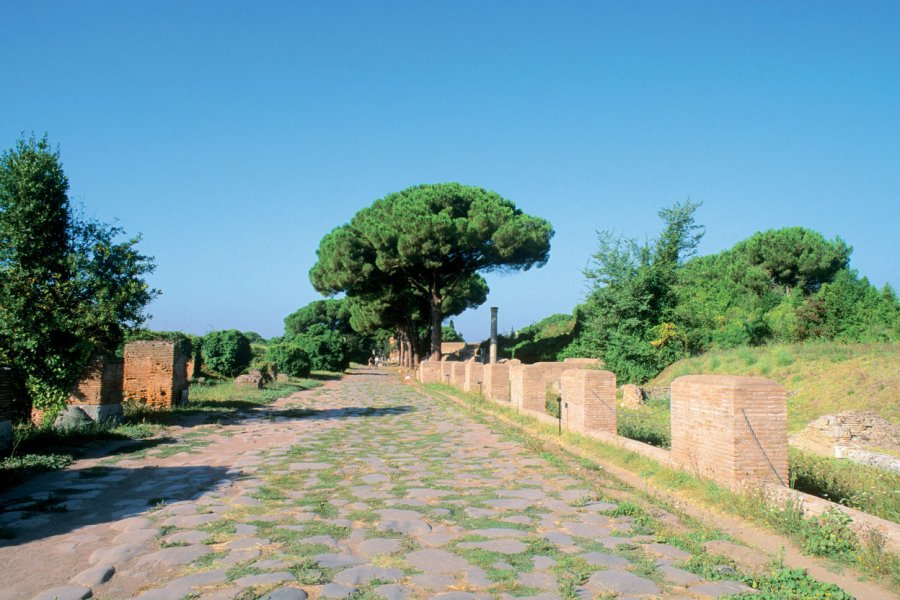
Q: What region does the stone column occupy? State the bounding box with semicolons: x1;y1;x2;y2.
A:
489;307;498;364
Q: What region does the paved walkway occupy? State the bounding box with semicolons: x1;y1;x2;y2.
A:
0;370;763;599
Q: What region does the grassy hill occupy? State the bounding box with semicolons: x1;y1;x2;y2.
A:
648;342;899;432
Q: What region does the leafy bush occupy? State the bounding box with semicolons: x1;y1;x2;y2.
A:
266;343;311;378
291;324;349;372
800;508;857;557
736;567;854;599
201;330;252;377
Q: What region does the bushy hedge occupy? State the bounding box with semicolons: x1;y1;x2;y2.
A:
266;343;311;378
201;330;252;377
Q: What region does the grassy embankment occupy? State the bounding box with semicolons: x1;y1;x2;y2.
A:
616;342;900;523
0;374;329;488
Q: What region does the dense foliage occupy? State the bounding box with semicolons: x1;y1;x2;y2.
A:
563;201;899;382
310;183;553;359
0;135;157;418
284;299;374;371
201;330;252;377
266;342;311;378
441;320;464;342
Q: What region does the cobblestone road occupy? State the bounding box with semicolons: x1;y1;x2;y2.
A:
0;370;762;600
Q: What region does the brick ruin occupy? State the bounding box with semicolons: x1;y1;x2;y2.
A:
418;358;791;491
60;354;125;425
671;375;788;489
561;368;617;435
123;341;189;410
463;360;483;394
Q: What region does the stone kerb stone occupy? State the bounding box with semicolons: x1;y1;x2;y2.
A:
671;375;788;489
561;369;616;435
449;361;467;388
61;355;124;425
124;341;189;410
463;360;483;394
509;362;572;414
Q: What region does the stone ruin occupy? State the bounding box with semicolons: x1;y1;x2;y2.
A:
790;411;900;473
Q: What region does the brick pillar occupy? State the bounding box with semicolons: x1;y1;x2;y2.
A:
464;360;483;394
560;369;616;434
450;362;466;388
0;367;14;451
482;363;511;402
124;341;189;410
418;361;441;384
61;355;124;425
509;362;571;414
671;375;788;489
440;358;453;385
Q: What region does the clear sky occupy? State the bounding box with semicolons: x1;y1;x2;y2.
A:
2;1;898;341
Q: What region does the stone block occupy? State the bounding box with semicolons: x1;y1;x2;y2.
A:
124;341;189;410
234;373;264;389
463;360;483;394
671;375;788;489
561;369;616;435
621;384;643;407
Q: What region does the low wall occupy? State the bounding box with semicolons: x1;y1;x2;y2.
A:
671;375;788;489
482;363;511;402
561;369;616;435
417;361;441;384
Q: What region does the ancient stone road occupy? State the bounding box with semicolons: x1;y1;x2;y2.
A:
0;370;762;599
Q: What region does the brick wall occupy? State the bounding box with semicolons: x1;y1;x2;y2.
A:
124;341;188;410
464;360;483;394
482;363;511;402
671;375;788;489
561;369;616;435
509;362;571;414
440;359;453;385
68;355;123;406
0;367;15;422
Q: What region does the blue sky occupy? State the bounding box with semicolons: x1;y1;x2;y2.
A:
2;1;898;340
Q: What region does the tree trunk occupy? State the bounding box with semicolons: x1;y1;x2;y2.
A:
430;288;442;360
397;330;405;368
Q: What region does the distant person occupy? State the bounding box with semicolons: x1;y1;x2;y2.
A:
367;356;374;368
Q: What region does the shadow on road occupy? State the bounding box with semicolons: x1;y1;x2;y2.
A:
0;464;234;547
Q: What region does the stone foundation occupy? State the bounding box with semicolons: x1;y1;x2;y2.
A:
671;375;788;489
124;341;189;410
561;369;617;435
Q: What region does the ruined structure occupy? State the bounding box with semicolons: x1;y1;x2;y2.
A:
123;341;188;410
671;375;788;488
561;368;617;435
60;355;125;425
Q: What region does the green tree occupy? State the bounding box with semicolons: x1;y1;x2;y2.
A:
0;135;156;418
442;320;464;342
266;342;311;378
733;227;850;292
284;298;374;367
566;200;703;382
201;330;252;377
311;183;553;359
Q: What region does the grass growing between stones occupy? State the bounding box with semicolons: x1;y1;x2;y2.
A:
425;383;899;592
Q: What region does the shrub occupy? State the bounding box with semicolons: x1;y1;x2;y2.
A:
267;343;311;378
800;508;857;557
291;324;349;372
201;330;252;377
